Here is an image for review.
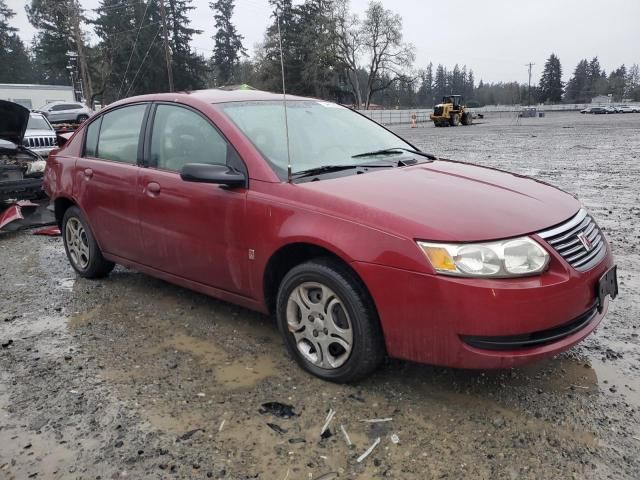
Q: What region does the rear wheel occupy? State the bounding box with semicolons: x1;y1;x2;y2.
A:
62;206;114;278
450;113;460;126
461;112;473;125
76;114;89;123
276;258;385;383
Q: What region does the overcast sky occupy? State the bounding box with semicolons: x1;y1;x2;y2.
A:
8;0;640;84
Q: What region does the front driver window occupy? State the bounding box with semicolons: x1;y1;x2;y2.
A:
150;105;229;172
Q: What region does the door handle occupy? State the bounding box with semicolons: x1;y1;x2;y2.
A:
146;182;161;196
83;168;93;179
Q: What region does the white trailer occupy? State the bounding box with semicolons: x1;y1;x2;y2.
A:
0;84;74;110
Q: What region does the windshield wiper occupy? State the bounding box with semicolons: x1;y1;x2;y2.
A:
292;163;397;179
352;147;437;160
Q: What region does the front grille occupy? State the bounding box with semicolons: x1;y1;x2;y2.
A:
537;209;607;271
433;106;443;116
461;304;598;350
23;137;56;148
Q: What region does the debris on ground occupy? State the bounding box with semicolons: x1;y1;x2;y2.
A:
266;423;287;435
32;226;61;236
340;424;352;446
176;428;203;442
320;408;336;437
259;402;296;419
356;437;381;463
361;417;392;423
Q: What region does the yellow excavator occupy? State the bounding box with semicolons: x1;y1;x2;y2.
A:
430;95;473;127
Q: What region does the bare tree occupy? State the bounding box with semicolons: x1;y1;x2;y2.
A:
333;0;363;108
333;1;414;109
360;1;414;109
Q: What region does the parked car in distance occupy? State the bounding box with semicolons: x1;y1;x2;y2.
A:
584;106;609;114
36;101;93;124
43;90;618;383
615;105;636;113
23;112;57;157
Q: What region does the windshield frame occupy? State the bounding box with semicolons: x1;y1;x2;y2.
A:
216;99;421;182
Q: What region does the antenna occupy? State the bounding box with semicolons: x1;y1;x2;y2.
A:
276;11;293;183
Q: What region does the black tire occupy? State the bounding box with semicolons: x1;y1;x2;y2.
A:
62;206;114;278
77;114;89;123
276;258;385;383
461;112;473;125
450;113;460;126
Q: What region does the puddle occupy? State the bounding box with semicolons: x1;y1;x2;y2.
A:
162;333;277;389
520;356;640;408
0;374;76;479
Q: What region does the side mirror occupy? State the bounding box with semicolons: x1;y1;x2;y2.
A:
180;163;246;188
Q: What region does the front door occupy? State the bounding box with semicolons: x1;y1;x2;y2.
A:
74;103;148;260
137;103;249;294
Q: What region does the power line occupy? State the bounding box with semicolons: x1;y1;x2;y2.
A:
158;0;174;92
100;21;161;37
125;27;162;97
117;0;155;99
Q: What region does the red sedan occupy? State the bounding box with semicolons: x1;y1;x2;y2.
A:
43;90;618;382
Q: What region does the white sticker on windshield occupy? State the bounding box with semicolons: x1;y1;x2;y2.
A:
317;101;342;108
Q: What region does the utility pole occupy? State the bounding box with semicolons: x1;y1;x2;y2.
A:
159;0;174;92
525;62;535;106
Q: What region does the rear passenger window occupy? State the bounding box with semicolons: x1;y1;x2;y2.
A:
96;105;146;164
84;117;101;158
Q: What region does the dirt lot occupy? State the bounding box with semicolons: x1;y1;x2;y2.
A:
1;111;639;479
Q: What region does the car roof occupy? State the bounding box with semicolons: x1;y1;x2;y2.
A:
109;89;316;108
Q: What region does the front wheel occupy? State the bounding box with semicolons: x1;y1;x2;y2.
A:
450;113;460;126
76;114;89;123
276;259;385;383
62;206;115;278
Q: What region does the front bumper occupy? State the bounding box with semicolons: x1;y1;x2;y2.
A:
352;248;614;369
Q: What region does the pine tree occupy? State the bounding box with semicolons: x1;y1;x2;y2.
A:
416;62;433;107
538;53;563;104
565;59;589;103
165;0;206;90
466;69;475;100
434;64;446;101
0;0;35;83
626;64;640;100
608;65;626;102
27;0;92;97
211;0;246;86
93;0;167;101
93;0;204;102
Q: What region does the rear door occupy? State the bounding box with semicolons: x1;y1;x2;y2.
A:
74;103;149;261
137;103;249;294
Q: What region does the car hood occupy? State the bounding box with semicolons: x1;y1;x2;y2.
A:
298;160;581;242
0;100;29;145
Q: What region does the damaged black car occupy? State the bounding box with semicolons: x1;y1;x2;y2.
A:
0;100;47;203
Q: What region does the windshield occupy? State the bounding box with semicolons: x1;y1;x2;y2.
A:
219;100;413;179
27;115;51;131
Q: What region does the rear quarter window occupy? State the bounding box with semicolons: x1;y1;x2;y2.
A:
84;117;102;158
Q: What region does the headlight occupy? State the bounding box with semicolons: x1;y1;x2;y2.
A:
417;237;549;278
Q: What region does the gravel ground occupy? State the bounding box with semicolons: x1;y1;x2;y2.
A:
1;111;639;479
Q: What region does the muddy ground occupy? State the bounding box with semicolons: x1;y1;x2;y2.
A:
1;111;639;479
